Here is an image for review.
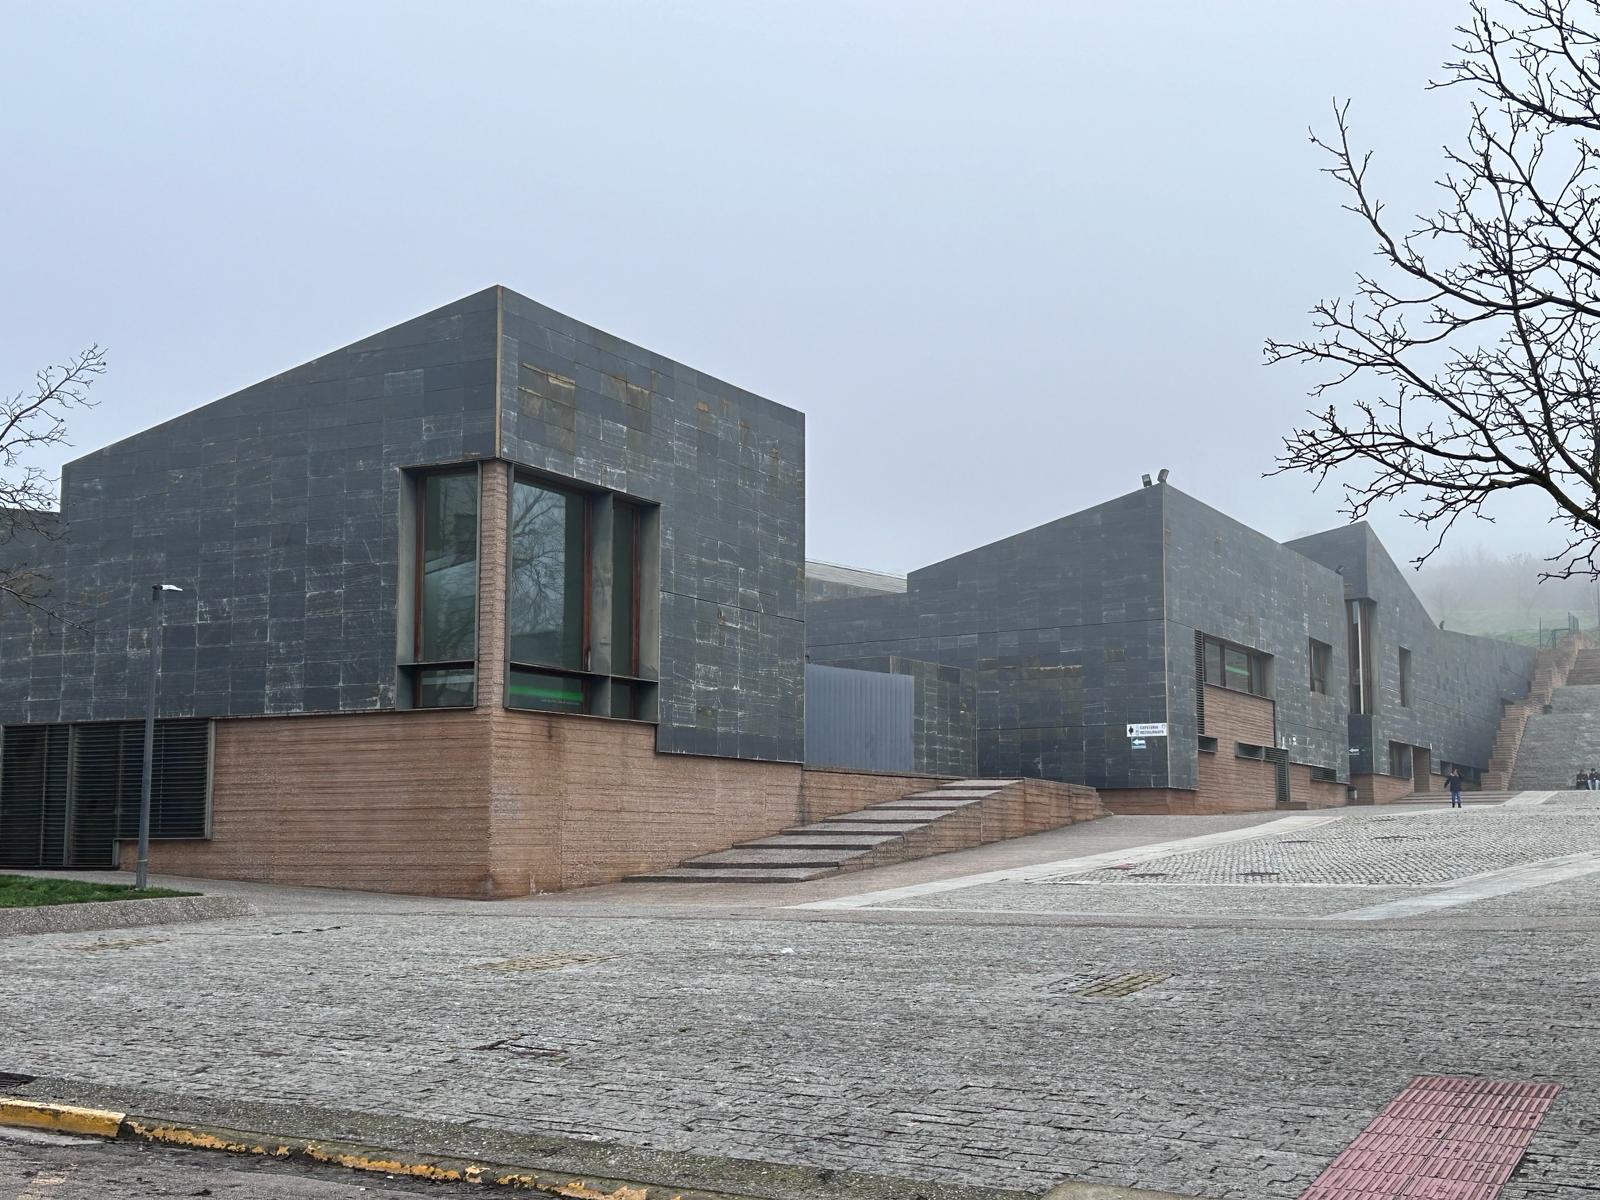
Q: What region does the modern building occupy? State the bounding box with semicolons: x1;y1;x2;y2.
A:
806;483;1538;812
0;287;944;896
0;290;1545;893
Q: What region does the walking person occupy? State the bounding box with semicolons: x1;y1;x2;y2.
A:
1448;766;1464;808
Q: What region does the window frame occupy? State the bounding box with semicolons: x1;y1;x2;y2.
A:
404;466;482;710
503;469;657;720
1398;646;1412;708
1308;638;1332;696
1201;635;1271;698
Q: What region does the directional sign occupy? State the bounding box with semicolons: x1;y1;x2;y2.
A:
1126;722;1168;739
1130;738;1147;750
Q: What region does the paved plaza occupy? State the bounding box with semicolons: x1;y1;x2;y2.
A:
4;795;1599;1199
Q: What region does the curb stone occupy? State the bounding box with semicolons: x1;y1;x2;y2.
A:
0;894;255;938
0;1098;798;1199
0;1094;1212;1200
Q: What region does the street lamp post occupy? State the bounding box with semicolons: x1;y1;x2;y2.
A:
136;583;183;891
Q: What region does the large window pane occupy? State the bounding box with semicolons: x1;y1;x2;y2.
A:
420;472;478;662
508;668;585;713
1224;646;1251;690
509;479;585;668
418;668;475;708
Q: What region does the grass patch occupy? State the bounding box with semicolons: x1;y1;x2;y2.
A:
0;874;196;909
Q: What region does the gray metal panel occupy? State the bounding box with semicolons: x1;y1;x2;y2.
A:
804;664;913;773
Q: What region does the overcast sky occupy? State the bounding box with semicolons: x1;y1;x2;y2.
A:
3;0;1554;575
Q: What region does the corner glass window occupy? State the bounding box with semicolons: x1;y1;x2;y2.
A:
509;479;586;669
419;472;479;663
406;469;479;709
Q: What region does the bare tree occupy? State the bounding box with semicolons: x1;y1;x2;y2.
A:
1267;1;1600;577
1;347;106;616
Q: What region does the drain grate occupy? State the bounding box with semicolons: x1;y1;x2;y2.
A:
0;1072;36;1087
472;952;614;973
72;937;166;952
1058;972;1171;998
1239;871;1281;879
1126;872;1171;879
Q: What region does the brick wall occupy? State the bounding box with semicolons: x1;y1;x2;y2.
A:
132;705;958;898
1351;773;1414;805
1194;686;1278;812
1288;765;1348;809
128;709;495;895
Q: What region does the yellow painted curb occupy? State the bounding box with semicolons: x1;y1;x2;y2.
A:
0;1097;126;1138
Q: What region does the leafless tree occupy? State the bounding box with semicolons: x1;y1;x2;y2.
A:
1;347;106;617
1267;1;1600;577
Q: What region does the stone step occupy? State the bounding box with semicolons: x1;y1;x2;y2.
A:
823;809;951;823
870;796;984;809
680;847;871;868
624;776;1103;885
629;866;836;883
794;820;935;835
743;833;901;850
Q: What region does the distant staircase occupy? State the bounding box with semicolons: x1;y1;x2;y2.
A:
1484;634;1589;790
1510;648;1600;789
630;778;1105;883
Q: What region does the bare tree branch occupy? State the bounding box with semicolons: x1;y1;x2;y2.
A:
1;346;106;621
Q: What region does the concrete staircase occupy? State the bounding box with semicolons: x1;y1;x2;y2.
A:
629;778;1106;883
1483;633;1588;790
1509;651;1600;789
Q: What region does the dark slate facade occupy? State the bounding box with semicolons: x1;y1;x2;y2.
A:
1288;524;1537;778
809;483;1526;792
1163;489;1348;788
807;487;1170;788
497;291;804;762
0;287;806;764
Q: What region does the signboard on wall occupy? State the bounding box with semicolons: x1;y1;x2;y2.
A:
1126;722;1169;739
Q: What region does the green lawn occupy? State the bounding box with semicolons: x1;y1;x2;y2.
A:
0;874;196;908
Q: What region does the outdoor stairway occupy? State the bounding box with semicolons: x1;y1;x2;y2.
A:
1483;634;1589;790
629;777;1105;883
1510;656;1600;789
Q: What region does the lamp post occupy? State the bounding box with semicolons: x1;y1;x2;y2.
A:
136;583;183;891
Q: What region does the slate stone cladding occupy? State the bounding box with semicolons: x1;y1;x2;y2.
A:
0;287;806;765
808;484;1525;795
1289;524;1537;779
807;487;1170;789
1162;488;1348;788
496;291;805;763
0;289;502;727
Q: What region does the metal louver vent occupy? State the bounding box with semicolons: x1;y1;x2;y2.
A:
1193;630;1206;735
0;725;68;868
1266;746;1290;804
0;719;211;869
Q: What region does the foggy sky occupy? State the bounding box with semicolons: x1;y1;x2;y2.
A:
4;0;1551;576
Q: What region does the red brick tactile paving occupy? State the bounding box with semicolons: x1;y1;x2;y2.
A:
1299;1076;1562;1200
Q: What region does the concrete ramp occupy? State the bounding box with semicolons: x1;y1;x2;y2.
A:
629;778;1106;883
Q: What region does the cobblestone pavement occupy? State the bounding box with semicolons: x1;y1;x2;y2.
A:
4;801;1598;1200
1056;806;1600;887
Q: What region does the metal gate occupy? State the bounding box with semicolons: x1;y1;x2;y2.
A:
805;664;914;773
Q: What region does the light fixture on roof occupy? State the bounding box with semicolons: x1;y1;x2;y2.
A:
1157;468;1169;483
1141;474;1153;488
